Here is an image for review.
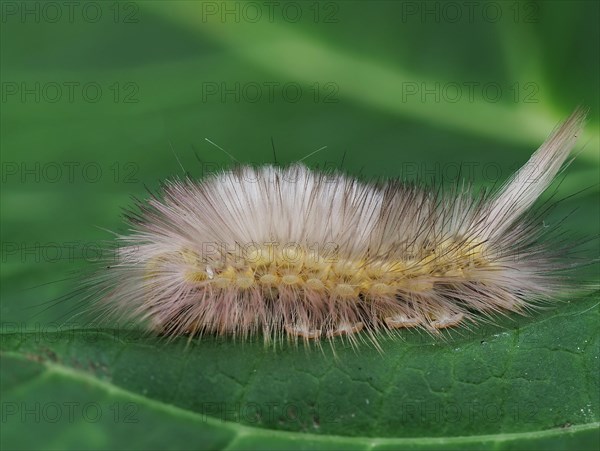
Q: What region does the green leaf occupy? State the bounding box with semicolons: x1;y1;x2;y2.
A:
2;293;599;450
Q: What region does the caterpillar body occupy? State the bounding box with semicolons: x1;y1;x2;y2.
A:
90;109;588;345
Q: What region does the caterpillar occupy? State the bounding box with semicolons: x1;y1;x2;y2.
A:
87;108;588;345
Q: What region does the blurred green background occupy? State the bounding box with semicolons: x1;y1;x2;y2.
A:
1;1;599;449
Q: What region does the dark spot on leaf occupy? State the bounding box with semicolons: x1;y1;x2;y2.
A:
40;348;58;362
24;353;43;363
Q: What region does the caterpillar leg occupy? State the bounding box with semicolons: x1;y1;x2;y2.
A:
284;323;322;339
326;322;364;338
384;314;422;329
431;312;464;329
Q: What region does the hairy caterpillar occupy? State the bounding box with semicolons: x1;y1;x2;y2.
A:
86;109;588;345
